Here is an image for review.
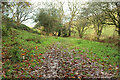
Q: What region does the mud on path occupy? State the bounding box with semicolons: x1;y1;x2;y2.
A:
30;42;117;78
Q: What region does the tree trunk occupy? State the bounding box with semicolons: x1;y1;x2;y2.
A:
78;30;82;38
62;26;67;37
68;30;71;36
58;29;61;37
79;35;83;38
74;32;76;38
68;21;72;37
68;25;71;36
96;23;103;41
16;20;20;26
97;35;100;41
96;30;101;41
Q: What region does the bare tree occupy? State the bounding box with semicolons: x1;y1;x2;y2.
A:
76;17;90;38
81;2;106;40
9;2;33;25
56;0;65;36
67;0;80;36
1;2;11;16
102;2;120;39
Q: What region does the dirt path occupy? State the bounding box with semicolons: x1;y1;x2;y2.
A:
29;42;116;78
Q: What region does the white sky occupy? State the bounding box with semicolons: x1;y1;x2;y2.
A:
23;0;89;27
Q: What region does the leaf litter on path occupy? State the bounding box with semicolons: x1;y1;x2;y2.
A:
3;43;118;78
29;43;117;78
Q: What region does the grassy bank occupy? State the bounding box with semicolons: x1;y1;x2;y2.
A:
2;28;119;78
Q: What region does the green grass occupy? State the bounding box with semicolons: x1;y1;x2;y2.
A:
58;37;118;65
3;28;118;65
3;28;59;54
2;28;119;78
